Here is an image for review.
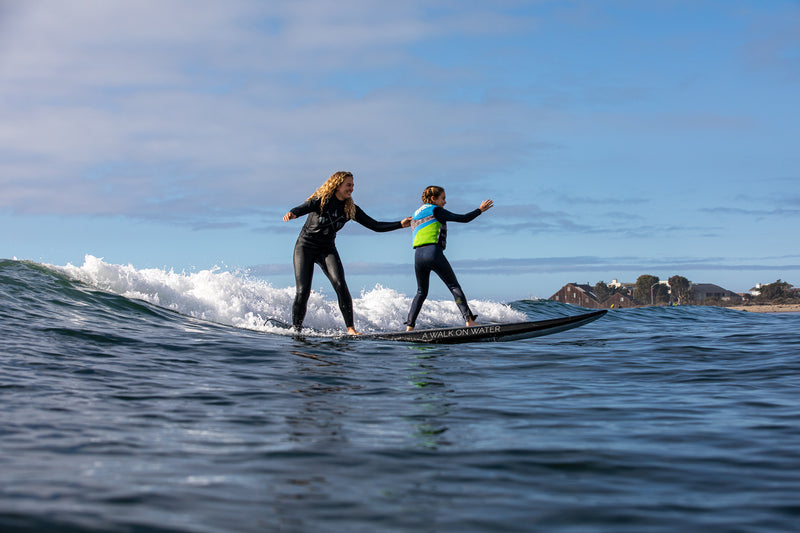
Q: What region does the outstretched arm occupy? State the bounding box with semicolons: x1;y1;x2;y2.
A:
283;198;318;221
354;205;408;232
434;199;494;223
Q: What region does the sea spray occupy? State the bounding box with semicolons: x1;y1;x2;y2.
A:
54;255;525;335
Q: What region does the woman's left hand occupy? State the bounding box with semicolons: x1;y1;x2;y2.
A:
479;199;494;212
401;216;412;228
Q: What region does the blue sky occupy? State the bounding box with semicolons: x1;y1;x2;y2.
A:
2;0;799;301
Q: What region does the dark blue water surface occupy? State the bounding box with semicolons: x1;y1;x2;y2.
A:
2;259;800;532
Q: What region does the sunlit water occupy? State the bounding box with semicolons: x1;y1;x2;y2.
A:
2;257;799;532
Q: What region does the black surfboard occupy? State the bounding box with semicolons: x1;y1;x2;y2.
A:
359;309;607;344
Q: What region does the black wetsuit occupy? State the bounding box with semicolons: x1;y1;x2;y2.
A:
288;196;403;329
405;206;482;328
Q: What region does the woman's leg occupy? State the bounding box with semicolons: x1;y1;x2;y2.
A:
318;248;356;330
292;242;316;329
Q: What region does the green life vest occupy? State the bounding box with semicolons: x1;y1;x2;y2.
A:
411;204;442;248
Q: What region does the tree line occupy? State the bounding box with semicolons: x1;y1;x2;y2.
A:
591;277;797;306
751;279;799;304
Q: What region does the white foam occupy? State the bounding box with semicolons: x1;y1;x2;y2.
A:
54;255;525;335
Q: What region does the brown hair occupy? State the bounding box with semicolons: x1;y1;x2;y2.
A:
422;185;444;204
308;171;356;219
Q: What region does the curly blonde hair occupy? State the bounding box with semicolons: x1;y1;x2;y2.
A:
422;185;444;204
308;171;356;219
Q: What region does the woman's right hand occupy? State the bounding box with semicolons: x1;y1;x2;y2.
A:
283;212;296;221
479;199;494;212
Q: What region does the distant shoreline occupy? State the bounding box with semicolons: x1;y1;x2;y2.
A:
728;304;800;313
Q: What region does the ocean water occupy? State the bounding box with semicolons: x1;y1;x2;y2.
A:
2;256;800;533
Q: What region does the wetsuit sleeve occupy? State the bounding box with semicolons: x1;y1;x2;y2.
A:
289;198;319;218
353;205;404;232
433;207;482;223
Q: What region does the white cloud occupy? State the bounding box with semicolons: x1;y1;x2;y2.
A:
0;0;540;220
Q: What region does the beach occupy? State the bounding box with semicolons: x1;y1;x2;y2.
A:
729;303;800;313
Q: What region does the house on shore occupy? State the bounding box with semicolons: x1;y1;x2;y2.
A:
601;293;637;309
549;283;604;309
549;282;637;309
691;283;743;304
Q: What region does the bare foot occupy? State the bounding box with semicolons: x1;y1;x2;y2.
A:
347;327;362;336
406;326;414;332
466;320;478;327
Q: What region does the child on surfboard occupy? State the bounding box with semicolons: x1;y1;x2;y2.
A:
284;171;412;335
405;186;493;331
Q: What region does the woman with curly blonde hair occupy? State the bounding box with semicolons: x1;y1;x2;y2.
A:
284;171;411;334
